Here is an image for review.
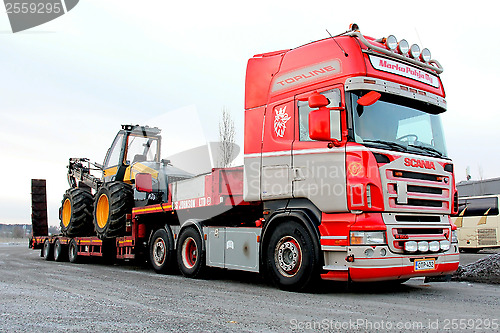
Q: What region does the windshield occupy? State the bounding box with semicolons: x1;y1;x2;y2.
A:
350;91;448;158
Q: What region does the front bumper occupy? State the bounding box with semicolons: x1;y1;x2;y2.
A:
320;244;459;282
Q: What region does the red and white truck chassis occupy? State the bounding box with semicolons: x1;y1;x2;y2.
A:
32;25;459;291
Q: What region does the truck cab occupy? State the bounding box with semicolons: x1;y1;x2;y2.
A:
244;26;459;282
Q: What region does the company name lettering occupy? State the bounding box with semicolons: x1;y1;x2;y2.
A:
378;59;435;85
175;199;196;210
404;158;435;170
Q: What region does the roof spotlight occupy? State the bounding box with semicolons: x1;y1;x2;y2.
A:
420;48;431;62
385;35;398;51
410;44;421;59
397;39;409;55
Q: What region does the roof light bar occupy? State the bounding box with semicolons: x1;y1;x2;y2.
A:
345;29;443;74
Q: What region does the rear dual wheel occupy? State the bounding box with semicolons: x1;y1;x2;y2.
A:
150;229;175;274
177;227;206;278
53;239;68;262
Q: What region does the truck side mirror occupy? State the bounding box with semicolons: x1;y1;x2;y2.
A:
307;92;329;108
309;107;343;142
357;91;381;106
135;173;153;193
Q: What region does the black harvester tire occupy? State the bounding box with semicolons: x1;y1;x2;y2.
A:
60;188;94;237
93;181;133;239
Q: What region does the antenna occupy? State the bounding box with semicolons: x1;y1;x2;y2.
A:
326;29;348;57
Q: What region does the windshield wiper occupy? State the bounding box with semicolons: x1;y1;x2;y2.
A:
408;144;443;158
362;139;408;152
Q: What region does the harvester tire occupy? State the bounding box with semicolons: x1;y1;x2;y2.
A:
60;188;94;237
93;181;133;239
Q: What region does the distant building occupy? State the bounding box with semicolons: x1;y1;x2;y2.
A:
456;177;500;197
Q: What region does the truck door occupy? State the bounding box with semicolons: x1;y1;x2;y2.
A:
260;100;294;199
292;87;348;212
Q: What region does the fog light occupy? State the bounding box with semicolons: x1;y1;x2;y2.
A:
420;48;431;62
386;35;398;50
410;44;421;59
440;240;451;251
364;248;374;257
398;39;409;55
418;241;429;252
380;248;387;256
404;241;417;253
429;241;440;252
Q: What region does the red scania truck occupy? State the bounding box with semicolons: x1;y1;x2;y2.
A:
32;25;459;291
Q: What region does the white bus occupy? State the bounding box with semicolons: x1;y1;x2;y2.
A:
453;194;500;252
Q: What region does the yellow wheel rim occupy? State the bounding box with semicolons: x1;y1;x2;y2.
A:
96;194;109;229
62;198;71;227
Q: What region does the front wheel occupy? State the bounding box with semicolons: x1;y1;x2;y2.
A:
150;228;175;274
176;227;206;278
264;221;319;291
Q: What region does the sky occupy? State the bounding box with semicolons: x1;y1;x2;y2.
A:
1;0;499;226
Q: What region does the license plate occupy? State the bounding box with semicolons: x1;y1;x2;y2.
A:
414;259;435;271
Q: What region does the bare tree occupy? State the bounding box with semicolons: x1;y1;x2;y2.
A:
218;107;235;168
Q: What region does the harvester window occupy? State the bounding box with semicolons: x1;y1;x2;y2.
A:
126;135;159;164
104;133;125;168
298;89;341;141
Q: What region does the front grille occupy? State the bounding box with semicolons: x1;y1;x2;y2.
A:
396;198;443;208
395;215;441;223
407;185;443;195
393;170;441;182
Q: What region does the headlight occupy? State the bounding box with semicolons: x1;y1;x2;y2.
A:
404;241;418;253
440;240;451;251
350;231;386;245
451;230;458;243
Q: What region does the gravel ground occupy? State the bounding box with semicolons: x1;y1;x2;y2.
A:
453;253;500;284
1;244;500;332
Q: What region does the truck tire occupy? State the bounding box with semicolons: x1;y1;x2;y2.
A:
264;221;319;291
177;227;206;278
150;228;175;274
53;239;68;262
93;181;133;239
68;238;79;263
60;188;94;237
43;239;54;261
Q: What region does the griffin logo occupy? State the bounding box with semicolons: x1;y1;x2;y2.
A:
274;106;291;138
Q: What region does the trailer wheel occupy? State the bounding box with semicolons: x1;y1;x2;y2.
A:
60;188;94;237
68;239;79;263
150;229;175;274
93;181;133;239
53;239;68;262
264;221;318;291
43;239;54;261
177;227;206;278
